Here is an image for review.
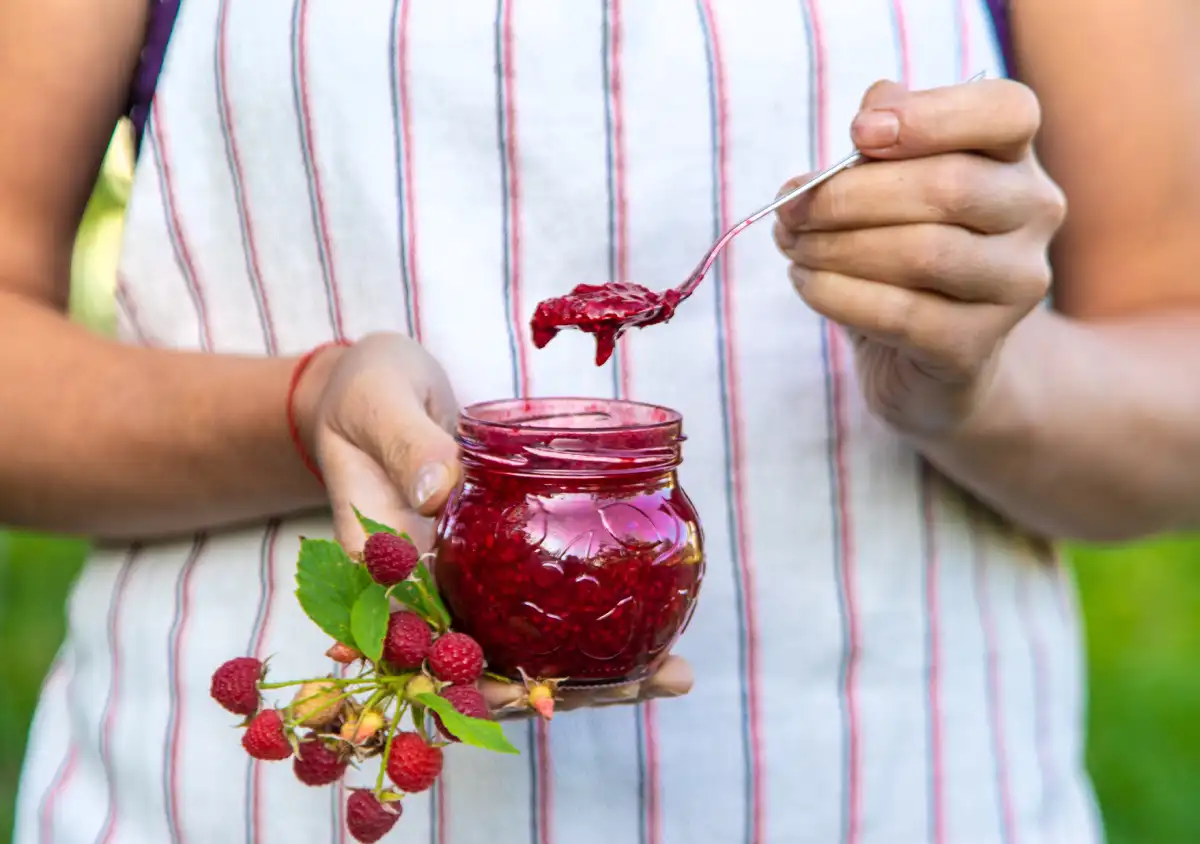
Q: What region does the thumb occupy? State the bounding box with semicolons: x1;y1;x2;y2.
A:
365;408;462;518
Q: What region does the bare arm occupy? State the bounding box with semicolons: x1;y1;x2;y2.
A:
0;0;328;539
915;0;1200;542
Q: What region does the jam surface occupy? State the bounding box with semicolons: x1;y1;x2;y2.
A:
433;398;704;686
529;282;683;366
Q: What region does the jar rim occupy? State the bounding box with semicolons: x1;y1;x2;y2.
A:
460;397;682;434
457;397;684;477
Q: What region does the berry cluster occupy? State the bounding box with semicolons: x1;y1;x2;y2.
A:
210;513;554;843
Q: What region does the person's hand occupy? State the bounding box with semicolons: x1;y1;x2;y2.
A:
293;331;462;551
293;332;693;715
479;655;694;720
774;78;1067;436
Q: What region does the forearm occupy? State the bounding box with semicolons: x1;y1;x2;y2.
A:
912;307;1200;543
0;291;333;540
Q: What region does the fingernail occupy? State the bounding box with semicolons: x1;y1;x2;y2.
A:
851;109;900;148
412;463;449;507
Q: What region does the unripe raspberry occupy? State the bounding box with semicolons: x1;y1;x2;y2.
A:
326;642;364;664
291;680;342;728
340;708;386;745
404;674;436;702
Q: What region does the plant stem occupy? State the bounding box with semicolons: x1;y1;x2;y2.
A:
259;676;366;691
414;580;448;631
375;697;407;796
361;687;388;714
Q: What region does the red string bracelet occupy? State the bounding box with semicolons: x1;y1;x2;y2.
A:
287;340;351;485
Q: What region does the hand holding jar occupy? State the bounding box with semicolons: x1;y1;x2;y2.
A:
774;78;1068;437
293;336;696;714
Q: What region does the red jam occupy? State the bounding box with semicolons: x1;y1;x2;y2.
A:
530;282;683;366
433;398;704;687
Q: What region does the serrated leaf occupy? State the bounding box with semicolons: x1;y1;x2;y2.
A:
352;506;401;538
349;583;390;663
295;538;372;644
415;693;519;755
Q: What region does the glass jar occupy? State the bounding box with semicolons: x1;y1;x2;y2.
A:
433;397;705;687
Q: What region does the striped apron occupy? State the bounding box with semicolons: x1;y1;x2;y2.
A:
16;1;1104;842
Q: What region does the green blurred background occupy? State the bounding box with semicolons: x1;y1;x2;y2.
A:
2;125;1199;844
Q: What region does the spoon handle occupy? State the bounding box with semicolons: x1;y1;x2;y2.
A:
677;70;987;299
678;150;863;297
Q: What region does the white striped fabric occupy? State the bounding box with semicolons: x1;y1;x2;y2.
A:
16;1;1105;842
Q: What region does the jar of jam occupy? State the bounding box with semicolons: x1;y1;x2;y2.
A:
433;397;705;687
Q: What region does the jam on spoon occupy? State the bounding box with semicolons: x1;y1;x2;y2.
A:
530;282;683;366
528;149;864;365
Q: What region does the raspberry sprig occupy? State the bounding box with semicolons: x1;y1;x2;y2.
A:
209;508;547;843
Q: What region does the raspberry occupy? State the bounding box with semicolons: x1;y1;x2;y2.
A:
363;532;419;586
386;731;443;793
293;737;348;786
428;632;484;684
346;789;401;843
242;709;293;760
433;684;489;742
382;611;432;670
326;642;364;664
210;657;263;716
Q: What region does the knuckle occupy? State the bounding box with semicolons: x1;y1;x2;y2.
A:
810;180;850;228
860;78;898;109
1005;81;1043;138
908;225;956;281
792;231;834;266
772;219;796;253
1038;180;1068;228
380;434;420;477
927;155;983;220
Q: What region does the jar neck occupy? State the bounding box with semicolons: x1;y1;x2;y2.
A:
460;461;677;491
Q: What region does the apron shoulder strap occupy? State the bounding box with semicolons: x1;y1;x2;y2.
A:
127;0;183;154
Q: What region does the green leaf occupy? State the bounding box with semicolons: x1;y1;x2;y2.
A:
391;580;431;617
415;693;520;755
390;561;451;631
352;506;401;538
295;538;372;644
349;583;390;663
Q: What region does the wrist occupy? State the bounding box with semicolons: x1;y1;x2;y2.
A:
288;341;351;482
905;313;1050;455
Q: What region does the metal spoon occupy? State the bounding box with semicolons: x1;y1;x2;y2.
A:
530;71;986;364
